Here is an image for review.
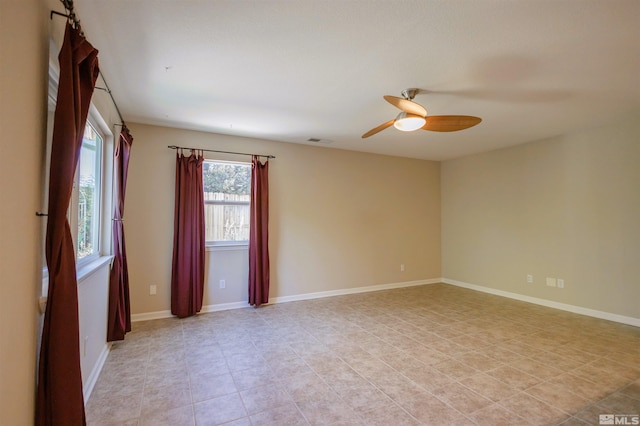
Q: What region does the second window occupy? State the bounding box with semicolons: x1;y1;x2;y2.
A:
203;160;251;244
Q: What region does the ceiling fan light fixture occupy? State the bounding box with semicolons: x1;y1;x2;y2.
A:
393;112;426;131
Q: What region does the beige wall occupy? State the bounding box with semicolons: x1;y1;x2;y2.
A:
0;0;48;423
0;0;126;420
442;113;640;319
125;123;441;314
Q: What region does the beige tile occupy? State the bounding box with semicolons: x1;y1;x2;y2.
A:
570;362;631;390
89;373;145;401
140;382;191;416
620;381;640;400
248;403;307;426
369;369;423;400
395;390;473;425
557;416;591;425
193;393;247;426
455;351;504;372
507;358;562;380
401;365;454;392
573;403;609;424
302;352;344;375
596;392;640;413
433;357;479;379
460;372;517;402
478;346;523;363
279;371;338;403
405;346;450;366
547;372;609;401
144;365;189;390
296;398;362;426
333;383;391;413
376;351;425;373
605;350;640;368
469;403;532;426
230;365;279;391
187;355;230;377
450;334;492;351
190;372;237;402
318;365;367;390
589;357;640;380
488;365;541;390
89;284;640;425
85;392;142;424
239;383;292;415
499;392;569;425
525;381;590;413
432;381;493;414
138;404;194;426
85;417;140;426
358;401;420;426
267;355;314;378
225;352;268;373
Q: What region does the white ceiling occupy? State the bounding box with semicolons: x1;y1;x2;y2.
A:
74;0;640;160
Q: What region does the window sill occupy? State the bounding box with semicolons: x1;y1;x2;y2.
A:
40;255;113;313
77;255;113;284
206;244;249;252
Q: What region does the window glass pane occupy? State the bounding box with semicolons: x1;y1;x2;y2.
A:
203;162;251;196
77;122;102;259
204;204;250;242
203;161;251;243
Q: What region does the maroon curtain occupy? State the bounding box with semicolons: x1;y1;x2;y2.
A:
107;126;134;341
248;156;270;307
171;151;205;318
37;24;99;426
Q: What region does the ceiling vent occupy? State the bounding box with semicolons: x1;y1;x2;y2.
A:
306;137;332;145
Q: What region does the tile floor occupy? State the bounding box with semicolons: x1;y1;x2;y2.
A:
86;283;640;425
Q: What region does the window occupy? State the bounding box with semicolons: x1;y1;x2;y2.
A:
77;122;103;260
68;120;103;264
203;160;251;244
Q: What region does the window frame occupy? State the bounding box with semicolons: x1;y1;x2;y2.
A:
71;116;105;267
203;159;252;247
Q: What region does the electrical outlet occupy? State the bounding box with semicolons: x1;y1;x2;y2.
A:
83;336;89;357
557;278;565;289
149;285;157;295
527;274;533;283
546;277;557;287
219;279;226;289
400;264;405;272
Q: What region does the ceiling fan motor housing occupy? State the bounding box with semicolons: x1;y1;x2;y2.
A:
401;88;419;100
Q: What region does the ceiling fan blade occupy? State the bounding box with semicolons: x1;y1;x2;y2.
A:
422;115;482;132
383;95;427;117
362;119;395;138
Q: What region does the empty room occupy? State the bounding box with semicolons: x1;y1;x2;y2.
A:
2;0;639;425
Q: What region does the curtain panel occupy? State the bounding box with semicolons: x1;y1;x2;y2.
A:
37;23;99;426
171;151;205;318
248;156;270;307
107;126;134;341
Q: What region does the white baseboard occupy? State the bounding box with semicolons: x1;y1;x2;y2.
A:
442;278;640;328
201;301;249;313
131;309;174;322
83;342;111;402
269;279;440;304
131;279;440;322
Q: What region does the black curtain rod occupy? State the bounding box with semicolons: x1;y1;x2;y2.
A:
168;145;275;159
51;2;127;128
95;73;126;126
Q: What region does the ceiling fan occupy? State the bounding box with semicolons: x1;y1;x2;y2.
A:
362;89;482;138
